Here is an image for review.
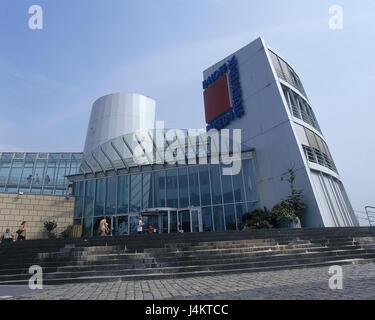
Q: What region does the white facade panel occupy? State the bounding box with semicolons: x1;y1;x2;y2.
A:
83;93;156;157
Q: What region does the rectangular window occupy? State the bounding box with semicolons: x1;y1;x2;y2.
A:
212;205;225;231
0;160;11;184
199;166;211;206
202;207;213;232
188;166;200;207
178;167;189;208
221;167;234;204
224;204;237;230
106;177;116;215
154;171;166;207
129;174;141;212
84;180;95;218
8;160;23;185
142;173;153;209
210;165;222;205
236;203;247;230
166;169;178;208
117;175;129;214
94;179;105;216
232;169;245;203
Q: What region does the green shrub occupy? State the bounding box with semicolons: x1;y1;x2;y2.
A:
44;221;58;239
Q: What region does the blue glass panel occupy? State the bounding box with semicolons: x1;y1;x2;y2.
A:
188;166;200;206
0;161;11;184
94;179;105;216
199;166;211;206
221;167;234;204
236;203;247;230
178;167;189;208
142;173;153;209
154;171;166;207
20;161;34;185
224;204;237;230
106;177;116;215
8;160;23;185
56;160;68;185
242;159;258;202
212;205;225;231
166;169;178;208
232;168;245;203
210;165;222;205
84;180;95;218
82;218;93;237
45;160;57;185
1;153;13;160
33;160;46;185
129;174;141;212
117;175;129;214
202;207;213;232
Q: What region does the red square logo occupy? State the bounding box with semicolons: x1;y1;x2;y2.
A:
203;74;231;123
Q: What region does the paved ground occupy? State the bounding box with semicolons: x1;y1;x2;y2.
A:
1;262;375;300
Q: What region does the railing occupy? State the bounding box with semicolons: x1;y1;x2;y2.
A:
365;206;375;227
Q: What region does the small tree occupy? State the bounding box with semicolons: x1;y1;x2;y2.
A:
284;167;305;220
271;168;305;225
44;220;58;239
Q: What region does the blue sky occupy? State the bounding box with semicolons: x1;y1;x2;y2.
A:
0;0;374;217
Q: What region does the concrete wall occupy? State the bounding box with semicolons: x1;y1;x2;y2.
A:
0;193;74;240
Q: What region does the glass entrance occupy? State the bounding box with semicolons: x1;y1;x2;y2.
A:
111;208;202;236
178;208;202;233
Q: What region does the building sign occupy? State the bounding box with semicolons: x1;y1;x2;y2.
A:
203;56;244;130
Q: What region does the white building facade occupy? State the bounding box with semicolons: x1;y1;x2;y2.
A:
203;37;358;227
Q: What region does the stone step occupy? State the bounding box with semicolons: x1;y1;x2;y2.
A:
0;242;368;270
1;253;374;285
0;246;372;280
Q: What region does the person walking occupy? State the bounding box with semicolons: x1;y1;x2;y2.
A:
17;221;27;241
137;216;144;234
1;228;13;244
98;216;110;236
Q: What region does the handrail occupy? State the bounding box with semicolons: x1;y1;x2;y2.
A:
365;206;375;227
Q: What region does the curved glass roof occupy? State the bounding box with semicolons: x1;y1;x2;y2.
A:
78;128;250;175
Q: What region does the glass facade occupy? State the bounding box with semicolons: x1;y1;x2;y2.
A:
72;157;259;236
0;152;82;195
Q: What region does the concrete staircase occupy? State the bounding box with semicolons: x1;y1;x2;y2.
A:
1;227;375;285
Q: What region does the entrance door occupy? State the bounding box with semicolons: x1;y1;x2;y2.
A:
178;209;202;233
178;210;191;232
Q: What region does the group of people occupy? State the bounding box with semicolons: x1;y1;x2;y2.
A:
96;216;156;237
26;174;51;185
137;216;156;235
0;221;27;244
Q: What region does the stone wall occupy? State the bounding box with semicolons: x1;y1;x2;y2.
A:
0;193;75;240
